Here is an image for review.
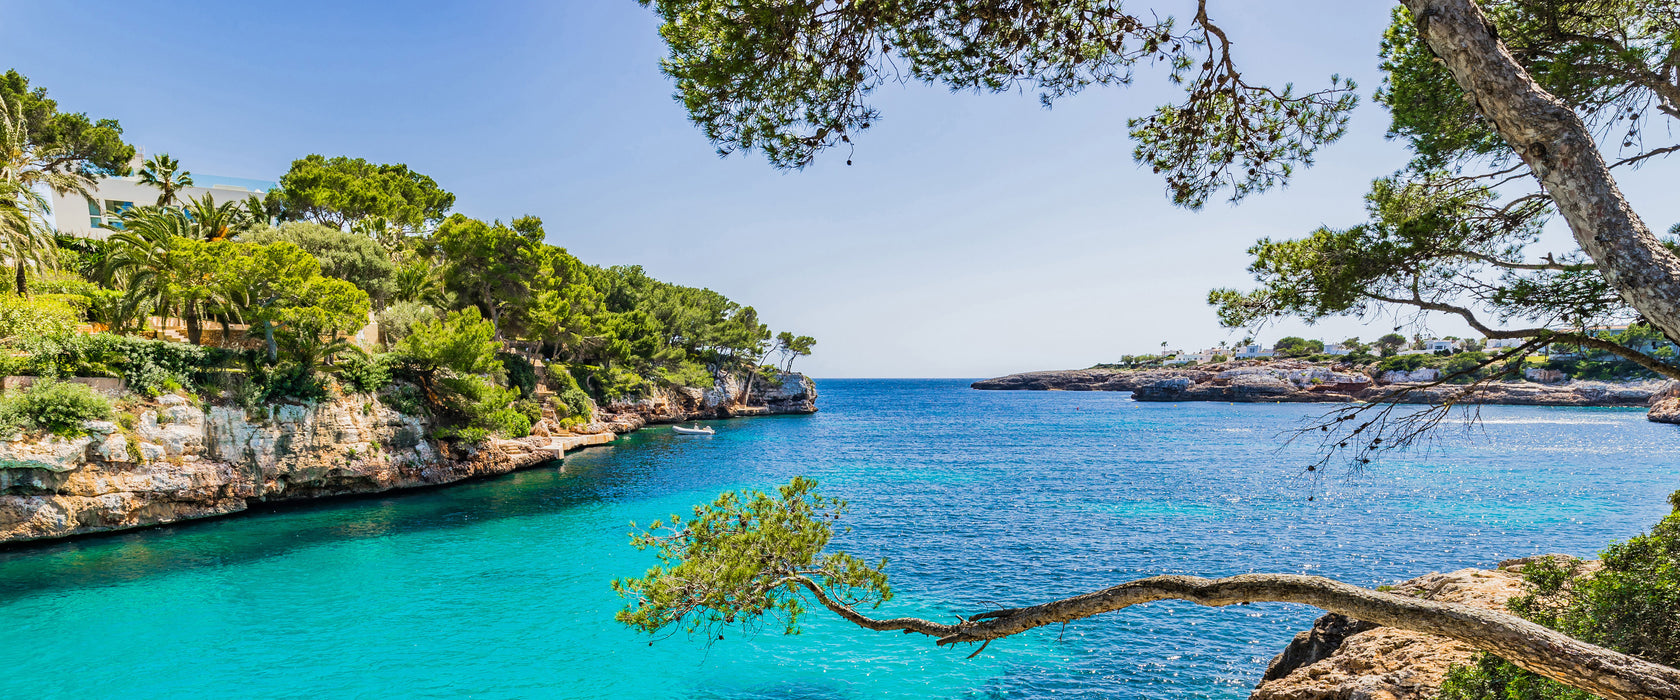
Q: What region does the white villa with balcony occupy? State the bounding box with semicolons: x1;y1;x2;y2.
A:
51;171;275;239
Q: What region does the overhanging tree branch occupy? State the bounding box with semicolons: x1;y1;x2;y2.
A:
793;572;1680;700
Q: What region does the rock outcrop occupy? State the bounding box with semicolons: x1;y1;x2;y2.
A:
1251;559;1585;700
0;372;817;546
592;371;817;432
1647;383;1680;424
974;361;1671;409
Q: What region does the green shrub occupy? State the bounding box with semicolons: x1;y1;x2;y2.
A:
375;301;438;347
434;426;490;443
0;399;25;439
391;309;500;377
23;334;226;397
1442;351;1490;383
0;292;79;344
514;398;542;424
381;384;426;416
439;374;530;438
1375;354;1439;372
1438;653;1591;700
1439;497;1680;698
337;352;391;394
576;364;648;401
3;379;113;436
245;359;326;404
556;387;593;422
499;352;538;398
479;406;532;437
657;360;715;389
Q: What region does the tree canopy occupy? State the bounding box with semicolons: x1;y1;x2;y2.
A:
275;154;455;232
0;69;134;179
638;0;1356;209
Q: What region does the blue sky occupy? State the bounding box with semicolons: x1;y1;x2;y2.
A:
6;1;1679;377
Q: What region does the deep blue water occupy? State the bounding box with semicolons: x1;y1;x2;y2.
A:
1;379;1676;699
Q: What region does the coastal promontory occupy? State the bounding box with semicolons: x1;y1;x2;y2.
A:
974;360;1672;410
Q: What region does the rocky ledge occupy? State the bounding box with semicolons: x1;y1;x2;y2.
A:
974;361;1671;411
0;372;815;546
1251;557;1582;700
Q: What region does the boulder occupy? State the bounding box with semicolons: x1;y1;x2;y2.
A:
1251;567;1529;700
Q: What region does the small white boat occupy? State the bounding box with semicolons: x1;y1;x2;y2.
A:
671;424;715;435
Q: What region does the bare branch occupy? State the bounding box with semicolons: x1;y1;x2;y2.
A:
795;573;1680;700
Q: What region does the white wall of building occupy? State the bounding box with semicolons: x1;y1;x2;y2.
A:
52;175;273;239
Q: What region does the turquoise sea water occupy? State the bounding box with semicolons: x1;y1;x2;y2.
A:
2;379;1677;699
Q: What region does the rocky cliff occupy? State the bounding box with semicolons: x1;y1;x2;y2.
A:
974;361;1670;409
0;372;816;546
1250;557;1583;700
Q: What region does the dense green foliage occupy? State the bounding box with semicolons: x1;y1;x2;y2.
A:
0;69;134;178
0;69;812;441
245;222;398;306
0;379;112;437
1208;3;1680;381
637;0;1356;207
1273;337;1323;358
274;155;455;232
614;477;890;637
1439;500;1680;699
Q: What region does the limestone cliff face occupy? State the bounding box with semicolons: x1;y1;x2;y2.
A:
0;371;816;546
1250;559;1584;700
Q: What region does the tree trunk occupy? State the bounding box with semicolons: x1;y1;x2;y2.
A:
798;572;1680;700
14;261;24;297
1402;0;1680;343
185;301;202;345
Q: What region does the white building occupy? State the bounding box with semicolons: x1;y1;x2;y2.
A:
1399;338;1462;355
1322;343;1351;356
1232;344;1274;359
51;172;275;239
1483;337;1527;350
1165;348;1223;365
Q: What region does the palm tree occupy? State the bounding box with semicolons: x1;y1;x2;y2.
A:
182;192;250;241
242;193;278;228
393;256;449;307
0;181;57;296
108;207;192;334
137;153;192;206
0;93;92;296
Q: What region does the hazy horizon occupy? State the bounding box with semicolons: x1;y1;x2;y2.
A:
7;0;1680;377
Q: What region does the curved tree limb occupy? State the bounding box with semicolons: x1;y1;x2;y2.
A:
1405;0;1680;348
795;573;1680;700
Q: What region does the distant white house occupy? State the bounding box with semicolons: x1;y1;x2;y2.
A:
50;155;275;239
1398;338;1462;355
1164;347;1224;365
1232;344;1274;359
1322;343;1351;356
1484;337;1528;350
1422;338;1461;353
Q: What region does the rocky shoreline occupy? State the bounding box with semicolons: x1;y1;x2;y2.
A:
0;371;816;546
1251;557;1581;700
974;360;1674;413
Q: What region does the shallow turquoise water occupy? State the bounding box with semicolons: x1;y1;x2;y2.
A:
2;379;1676;699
